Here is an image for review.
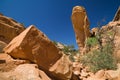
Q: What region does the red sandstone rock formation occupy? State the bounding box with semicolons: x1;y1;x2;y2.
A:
71;6;90;54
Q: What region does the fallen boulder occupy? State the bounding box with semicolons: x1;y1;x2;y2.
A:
4;25;73;80
4;25;62;69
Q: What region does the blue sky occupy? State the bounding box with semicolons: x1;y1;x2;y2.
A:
0;0;120;49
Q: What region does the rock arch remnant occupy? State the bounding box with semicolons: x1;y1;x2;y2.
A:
71;6;90;54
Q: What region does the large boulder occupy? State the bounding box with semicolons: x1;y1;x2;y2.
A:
4;25;73;79
0;14;25;43
4;25;62;69
71;6;90;54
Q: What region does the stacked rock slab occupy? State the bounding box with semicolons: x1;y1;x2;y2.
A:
0;14;25;43
71;6;90;54
4;25;73;80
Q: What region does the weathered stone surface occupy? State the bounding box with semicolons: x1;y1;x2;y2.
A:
73;62;82;75
4;25;62;70
95;70;105;79
11;64;51;80
86;70;110;80
0;41;7;52
108;21;120;62
0;53;14;64
108;21;120;27
71;6;90;53
56;42;64;50
105;64;120;80
0;14;25;43
0;73;9;80
1;64;51;80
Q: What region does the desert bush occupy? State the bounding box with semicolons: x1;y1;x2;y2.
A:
80;44;117;73
81;21;117;73
62;45;78;61
62;45;74;54
86;37;98;48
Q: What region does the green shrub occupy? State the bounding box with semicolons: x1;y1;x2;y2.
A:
80;44;117;73
86;37;98;47
62;45;76;54
62;45;78;62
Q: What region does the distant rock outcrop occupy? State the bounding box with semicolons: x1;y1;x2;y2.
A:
0;14;25;43
71;6;90;54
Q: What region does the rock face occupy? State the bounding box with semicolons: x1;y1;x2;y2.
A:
4;25;73;80
101;21;120;62
4;25;62;69
71;6;90;53
111;21;120;62
0;14;25;43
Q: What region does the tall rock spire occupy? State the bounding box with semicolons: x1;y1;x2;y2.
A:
71;6;90;54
